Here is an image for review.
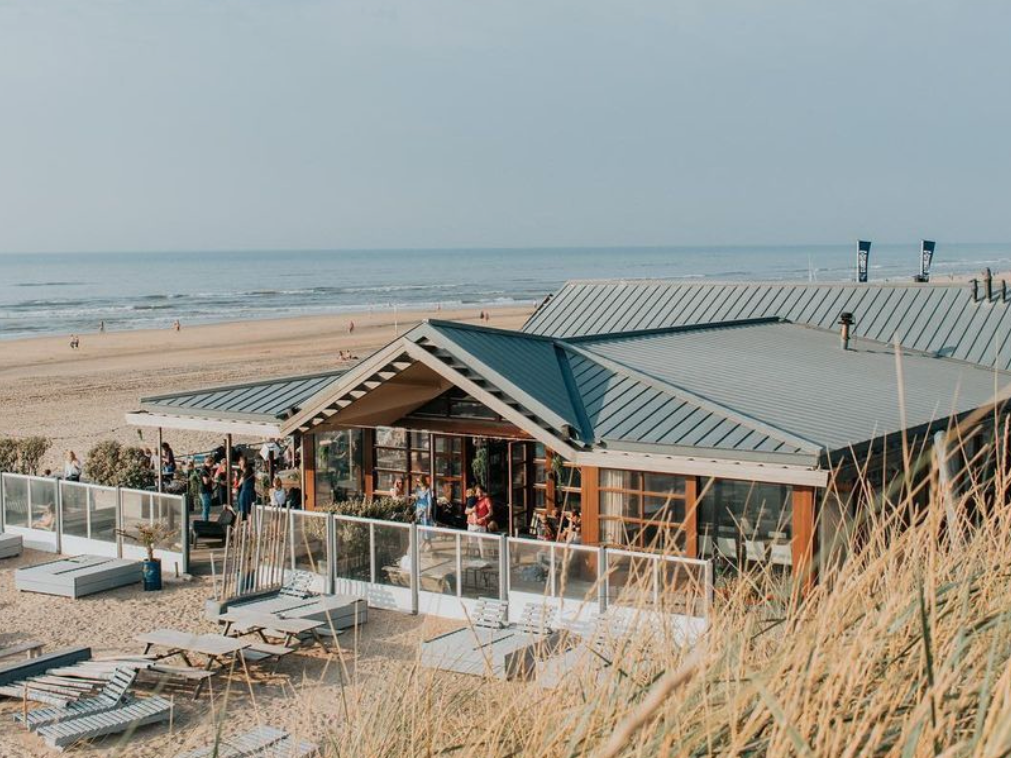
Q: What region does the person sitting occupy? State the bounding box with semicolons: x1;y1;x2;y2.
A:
161;442;176;477
33;504;56;530
269;476;287;507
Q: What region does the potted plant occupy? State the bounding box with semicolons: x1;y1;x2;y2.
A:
117;523;173;591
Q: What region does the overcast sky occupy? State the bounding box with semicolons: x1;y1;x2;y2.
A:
0;0;1008;253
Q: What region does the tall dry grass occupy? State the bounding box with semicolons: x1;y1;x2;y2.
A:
296;422;1011;758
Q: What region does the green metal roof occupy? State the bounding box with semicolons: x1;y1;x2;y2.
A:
140;370;347;423
523;280;1011;371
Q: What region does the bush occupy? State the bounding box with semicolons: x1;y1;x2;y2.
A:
320;496;414;523
85;440;156;489
0;436;51;475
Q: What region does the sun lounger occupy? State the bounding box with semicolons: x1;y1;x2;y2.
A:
534;613;636;689
0;640;44;661
0;532;23;559
15;555;142;598
16;666;138;731
420;599;562;680
175;725;319;758
136;664;214;699
36;695;172;751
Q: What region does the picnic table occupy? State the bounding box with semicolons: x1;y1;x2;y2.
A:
217;610;332;648
135;630;249;670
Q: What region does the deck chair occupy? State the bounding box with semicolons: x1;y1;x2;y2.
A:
175;725;318;758
36;695;172;751
17;667;138;731
534;613;633;689
192;507;236;548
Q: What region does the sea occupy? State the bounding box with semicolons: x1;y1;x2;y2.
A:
1;244;1008;341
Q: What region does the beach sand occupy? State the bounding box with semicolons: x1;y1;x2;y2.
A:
0;304;535;472
0;548;465;757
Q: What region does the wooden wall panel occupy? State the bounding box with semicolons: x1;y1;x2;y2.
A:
580;466;599;545
301;434;316;511
792;485;817;594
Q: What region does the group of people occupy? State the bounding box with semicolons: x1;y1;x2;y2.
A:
186;453;256;521
408;476;497;533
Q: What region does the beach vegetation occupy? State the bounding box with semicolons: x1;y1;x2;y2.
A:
85;439;156;489
116;522;174;562
0;435;51;475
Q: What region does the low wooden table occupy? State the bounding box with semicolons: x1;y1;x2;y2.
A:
135;630;249;670
217;610;329;648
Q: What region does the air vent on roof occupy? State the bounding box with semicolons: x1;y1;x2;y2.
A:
838;312;855;351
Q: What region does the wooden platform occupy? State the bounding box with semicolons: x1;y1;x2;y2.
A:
0;532;23;559
15;555;142;598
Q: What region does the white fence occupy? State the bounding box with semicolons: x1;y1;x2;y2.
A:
0;473;189;574
260;506;712;628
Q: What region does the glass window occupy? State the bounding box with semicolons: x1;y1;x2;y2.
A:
599;468;689;552
698;478;794;545
315;429;364;506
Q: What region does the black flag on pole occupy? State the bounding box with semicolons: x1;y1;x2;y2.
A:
920;240;935;281
857;240;871;283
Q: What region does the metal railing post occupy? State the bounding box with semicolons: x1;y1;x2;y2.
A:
652;556;661;607
498;534;508;602
55;480;63;554
410;523;419;615
0;473;5;532
327;513;336;595
369;522;377;585
597;545;608;614
455;533;463;599
115;487;123;558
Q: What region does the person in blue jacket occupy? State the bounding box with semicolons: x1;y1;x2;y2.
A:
237;464;257;519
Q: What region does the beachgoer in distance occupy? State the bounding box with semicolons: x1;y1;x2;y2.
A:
99;321;105;333
64;451;82;482
348;320;355;334
173;319;181;332
270;476;287;507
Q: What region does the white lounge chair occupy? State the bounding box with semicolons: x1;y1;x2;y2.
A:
175;725;319;758
16;666;137;731
36;695;172;751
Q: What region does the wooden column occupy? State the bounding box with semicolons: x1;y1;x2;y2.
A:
580;466;599;545
301;434;316;510
225;434;233;507
684;476;699;559
545;449;557;517
362;428;375;499
792;485;817;595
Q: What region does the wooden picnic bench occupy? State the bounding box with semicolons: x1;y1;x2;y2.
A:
135;630;249;670
217;610;331;649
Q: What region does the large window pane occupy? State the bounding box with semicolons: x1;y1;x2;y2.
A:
376;448;408;470
334;520;370;582
460;533;499;599
316;429;364;506
29;479;58;530
60;482;89;538
375;427;406;448
375;522;412;589
509;539;550;596
2;476;29;527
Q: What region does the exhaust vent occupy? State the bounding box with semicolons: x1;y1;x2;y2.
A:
838;312;855;351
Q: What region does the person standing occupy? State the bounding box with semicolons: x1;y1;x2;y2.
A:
161;441;176;477
199;460;215;521
185;459;200;513
467;485;492;533
237;464;256;519
414;475;434;527
269;476;287;507
63;451;82;482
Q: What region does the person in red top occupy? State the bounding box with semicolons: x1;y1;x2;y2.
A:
466;485;493;533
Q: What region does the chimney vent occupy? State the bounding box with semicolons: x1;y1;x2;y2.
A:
838;311;855;351
984;268;994;301
972;278;979;302
1003;280;1007;303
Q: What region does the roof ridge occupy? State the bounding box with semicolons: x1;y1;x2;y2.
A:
553;278;973;289
424;318;560;342
564;317;785;344
560;342;824;454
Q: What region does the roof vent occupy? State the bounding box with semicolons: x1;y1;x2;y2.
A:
984;267;994;301
838;312;855;351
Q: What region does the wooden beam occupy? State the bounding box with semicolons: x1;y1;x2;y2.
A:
792;485;817;595
580;466;599;545
302;434;316;511
684;476;698;559
362;428;375;499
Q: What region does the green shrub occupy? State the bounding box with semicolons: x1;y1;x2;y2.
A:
17;436;51;475
85;440;156;489
0;438;18;473
320;496;414;523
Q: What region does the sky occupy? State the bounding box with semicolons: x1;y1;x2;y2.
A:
0;0;1009;254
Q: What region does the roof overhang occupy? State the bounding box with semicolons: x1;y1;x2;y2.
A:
125;411;282;438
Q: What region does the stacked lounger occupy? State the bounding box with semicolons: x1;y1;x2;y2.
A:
175;725;318;757
0;532;23;559
15;555;142;598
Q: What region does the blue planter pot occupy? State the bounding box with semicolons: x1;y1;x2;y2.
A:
142;559;162;591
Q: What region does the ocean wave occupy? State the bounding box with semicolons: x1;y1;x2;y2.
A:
13;281;85;288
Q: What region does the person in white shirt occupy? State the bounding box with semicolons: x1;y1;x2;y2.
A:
64;451;82;482
270;477;288;507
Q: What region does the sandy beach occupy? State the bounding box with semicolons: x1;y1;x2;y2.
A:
0;304;534;472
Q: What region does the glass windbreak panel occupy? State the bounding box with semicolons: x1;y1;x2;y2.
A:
29;479;58;530
460;533;499;599
606;552;657;607
293;513;330;578
119;490;150;547
60;483;90;538
315;429;364;506
2;476;29;527
334;519;370;582
417;527;457;595
556;544;598;602
151;494;184;550
509;539;550;596
660;559;708;616
91;488;119;543
374;522;412;589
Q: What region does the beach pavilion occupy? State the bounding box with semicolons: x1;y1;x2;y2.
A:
126;277;1011;587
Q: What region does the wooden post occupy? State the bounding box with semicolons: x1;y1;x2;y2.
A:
792;485;817;595
580;465;599;545
684;476;698;559
225;434;233;507
301;434;316;510
545;449;557;517
362;428;375;498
